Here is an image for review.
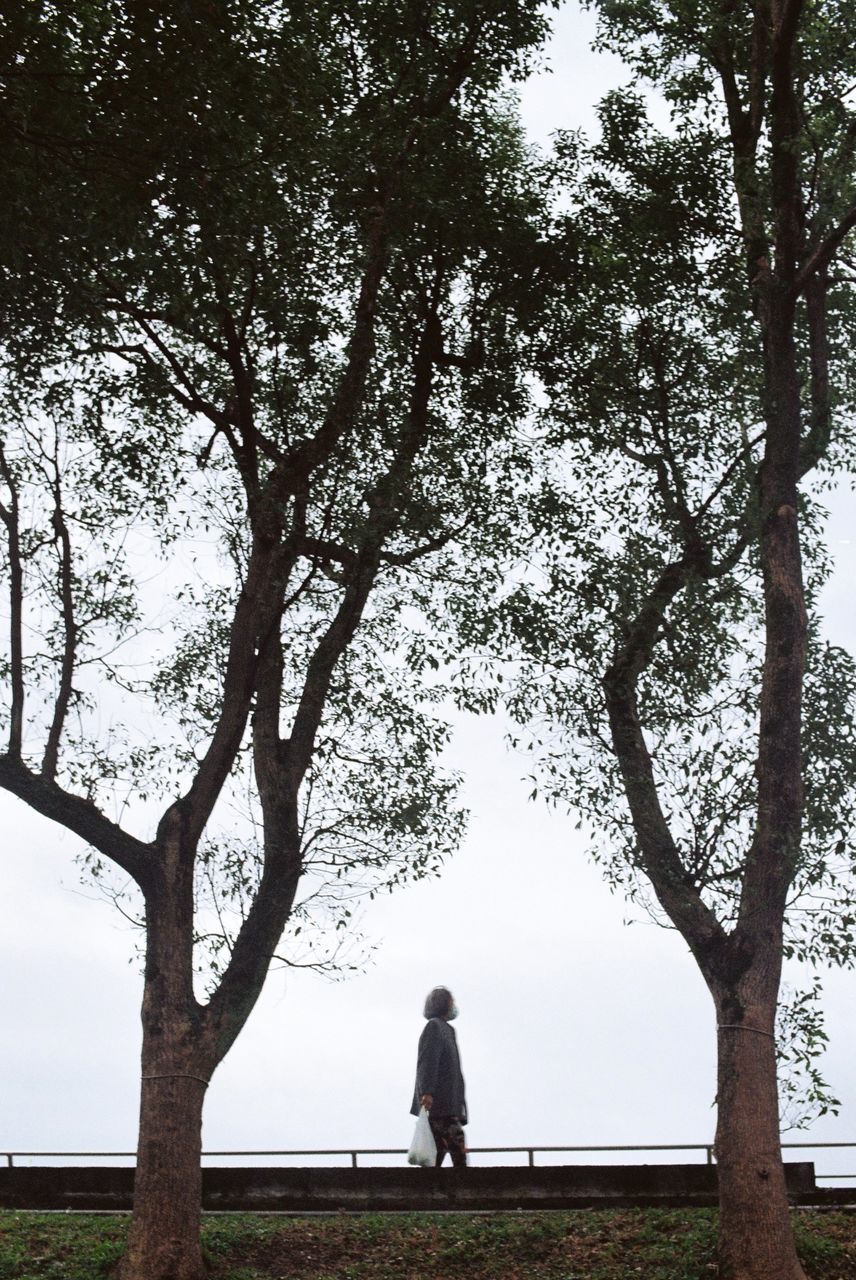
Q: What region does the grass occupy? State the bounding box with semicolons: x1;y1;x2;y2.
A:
1;1209;854;1280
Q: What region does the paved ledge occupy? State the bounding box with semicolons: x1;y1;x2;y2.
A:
0;1162;816;1212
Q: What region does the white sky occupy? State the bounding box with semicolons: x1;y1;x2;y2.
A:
2;2;855;1184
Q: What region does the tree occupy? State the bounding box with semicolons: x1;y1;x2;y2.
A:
0;4;548;1277
430;3;856;1276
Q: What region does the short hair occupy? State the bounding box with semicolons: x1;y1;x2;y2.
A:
423;986;453;1019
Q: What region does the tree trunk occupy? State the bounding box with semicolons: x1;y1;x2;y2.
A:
117;833;215;1280
713;985;807;1280
117;1072;209;1280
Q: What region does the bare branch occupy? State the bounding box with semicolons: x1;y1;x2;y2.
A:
42;459;77;781
0;443;25;757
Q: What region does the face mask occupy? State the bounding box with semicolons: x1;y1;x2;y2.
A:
448;1002;459;1021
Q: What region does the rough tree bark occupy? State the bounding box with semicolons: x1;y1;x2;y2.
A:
713;971;798;1280
116;820;214;1280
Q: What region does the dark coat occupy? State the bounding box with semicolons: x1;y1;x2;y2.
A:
410;1016;467;1122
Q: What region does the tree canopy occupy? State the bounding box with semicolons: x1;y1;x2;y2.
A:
0;4;551;1277
418;1;856;1274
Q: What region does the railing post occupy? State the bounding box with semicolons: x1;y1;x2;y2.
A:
528;1149;535;1167
706;1146;713;1165
7;1154;13;1169
351;1151;358;1169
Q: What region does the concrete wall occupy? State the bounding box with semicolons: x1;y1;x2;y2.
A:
0;1162;817;1212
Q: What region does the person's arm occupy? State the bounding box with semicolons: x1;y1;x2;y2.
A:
415;1020;443;1109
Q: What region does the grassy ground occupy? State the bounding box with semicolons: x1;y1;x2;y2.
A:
1;1208;855;1280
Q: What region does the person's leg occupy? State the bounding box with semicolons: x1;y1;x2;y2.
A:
429;1116;467;1168
428;1115;449;1167
446;1119;467;1169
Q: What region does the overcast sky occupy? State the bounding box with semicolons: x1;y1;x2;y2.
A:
2;2;855;1185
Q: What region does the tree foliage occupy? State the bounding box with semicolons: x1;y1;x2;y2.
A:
492;89;856;962
0;0;548;966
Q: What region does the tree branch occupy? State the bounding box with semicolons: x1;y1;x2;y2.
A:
709;7;769;275
0;444;25;758
219;302;264;495
380;524;464;567
748;1;768;142
771;0;804;46
162;534;299;851
295;535;357;571
263;17;491;504
286;298;444;786
273;202;391;494
203;626;304;1058
769;0;806;284
84;335;232;435
602;557;728;969
42;467;77;781
795;205;856;293
0;754;152;886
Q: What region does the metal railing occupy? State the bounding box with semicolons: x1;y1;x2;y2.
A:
2;1140;855;1182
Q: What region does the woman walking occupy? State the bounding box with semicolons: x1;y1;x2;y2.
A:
410;986;467;1168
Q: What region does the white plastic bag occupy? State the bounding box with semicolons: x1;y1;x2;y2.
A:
407;1106;437;1167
